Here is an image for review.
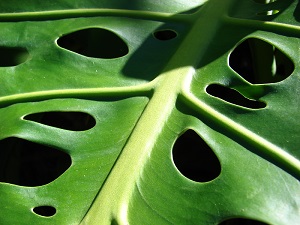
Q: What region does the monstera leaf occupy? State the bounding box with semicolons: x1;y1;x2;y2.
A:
0;0;299;224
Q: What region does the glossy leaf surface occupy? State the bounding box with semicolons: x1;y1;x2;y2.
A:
0;0;299;225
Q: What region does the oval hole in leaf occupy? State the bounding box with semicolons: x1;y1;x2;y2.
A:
229;38;294;84
0;46;29;67
0;137;71;187
24;111;96;131
219;218;269;225
153;29;177;41
172;130;221;182
33;206;56;217
206;84;266;109
57;28;129;59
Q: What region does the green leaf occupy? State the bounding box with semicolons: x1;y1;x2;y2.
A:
0;0;299;225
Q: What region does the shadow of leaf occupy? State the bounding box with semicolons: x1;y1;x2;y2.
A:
122;1;294;81
294;0;300;22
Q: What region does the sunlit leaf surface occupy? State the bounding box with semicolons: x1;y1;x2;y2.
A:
0;0;299;224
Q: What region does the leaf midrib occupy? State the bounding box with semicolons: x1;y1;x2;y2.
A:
80;0;239;224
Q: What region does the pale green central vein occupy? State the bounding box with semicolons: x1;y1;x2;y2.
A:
80;0;237;224
0;8;190;22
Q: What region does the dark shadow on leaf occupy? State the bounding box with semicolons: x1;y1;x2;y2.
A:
122;1;293;81
122;22;190;81
294;0;300;22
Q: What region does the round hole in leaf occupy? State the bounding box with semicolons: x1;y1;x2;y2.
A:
153;29;177;41
24;111;96;131
33;206;56;217
0;137;71;187
172;129;221;182
206;84;266;109
229;38;294;84
57;28;129;59
219;218;270;225
0;46;29;67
